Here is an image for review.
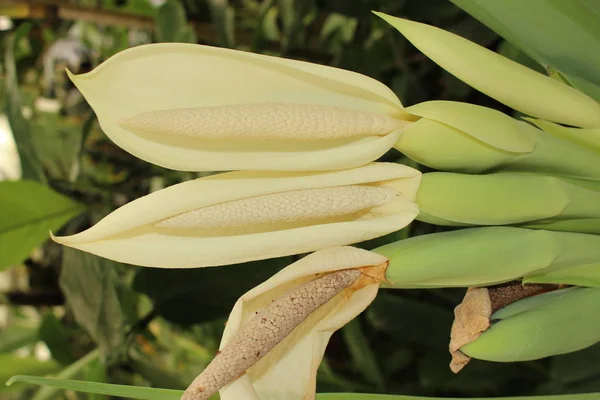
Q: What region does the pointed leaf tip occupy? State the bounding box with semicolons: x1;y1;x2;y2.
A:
378;13;600;128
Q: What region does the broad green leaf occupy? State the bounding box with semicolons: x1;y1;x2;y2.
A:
0;180;83;271
29;112;83;182
0;324;38;353
39;313;75;365
452;0;600;101
3;23;45;182
155;0;197;43
7;376;600;399
132;257;289;324
59;249;125;357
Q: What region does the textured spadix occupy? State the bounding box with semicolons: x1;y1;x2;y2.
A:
375;227;600;289
461;287;600;362
396;101;600;180
120;103;408;140
52;163;420;268
213;246;388;400
416;172;600;233
376;13;600;128
68;43;413;171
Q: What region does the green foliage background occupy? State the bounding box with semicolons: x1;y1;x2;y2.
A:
0;0;598;399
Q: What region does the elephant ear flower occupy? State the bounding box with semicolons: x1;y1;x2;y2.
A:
376;12;600;128
52;163;420;268
68;43;414;172
182;246;388;400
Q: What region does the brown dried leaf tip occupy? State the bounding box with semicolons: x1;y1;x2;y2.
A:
181;268;366;400
449;281;559;373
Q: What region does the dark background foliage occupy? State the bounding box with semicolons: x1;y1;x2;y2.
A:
0;0;598;398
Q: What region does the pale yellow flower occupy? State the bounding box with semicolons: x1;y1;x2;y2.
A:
52;163;420;268
68;44;415;171
196;246;388;400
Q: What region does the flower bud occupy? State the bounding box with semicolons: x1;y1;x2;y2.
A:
416;172;600;233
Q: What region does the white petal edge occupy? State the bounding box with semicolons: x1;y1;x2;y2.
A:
376;12;600;128
69;43;412;171
219;246;387;400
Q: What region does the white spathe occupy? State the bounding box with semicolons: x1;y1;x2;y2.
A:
219;246;388;400
68;43;414;171
52;163;420;268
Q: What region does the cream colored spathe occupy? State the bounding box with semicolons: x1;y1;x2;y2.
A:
68;43;415;172
52;163;420;268
216;246;388;400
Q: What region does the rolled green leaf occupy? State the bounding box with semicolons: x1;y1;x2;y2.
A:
375;227;600;288
461;287;600;362
374;13;600;128
416;172;600;233
395;101;600;180
528;118;600;154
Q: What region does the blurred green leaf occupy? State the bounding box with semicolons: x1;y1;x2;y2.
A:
452;0;600;101
341;319;385;391
31;350;100;400
30;113;83;182
208;0;235;47
155;0;197;43
0;180;83;271
4;23;46;182
83;358;108;400
0;356;59;389
59;249;126;357
128;349;186;390
101;0;156;17
416;352;522;395
365;292;452;349
318;394;600;399
39;313;75;365
550;342;600;384
278;0;315;51
133;257;289;324
0;325;38;353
